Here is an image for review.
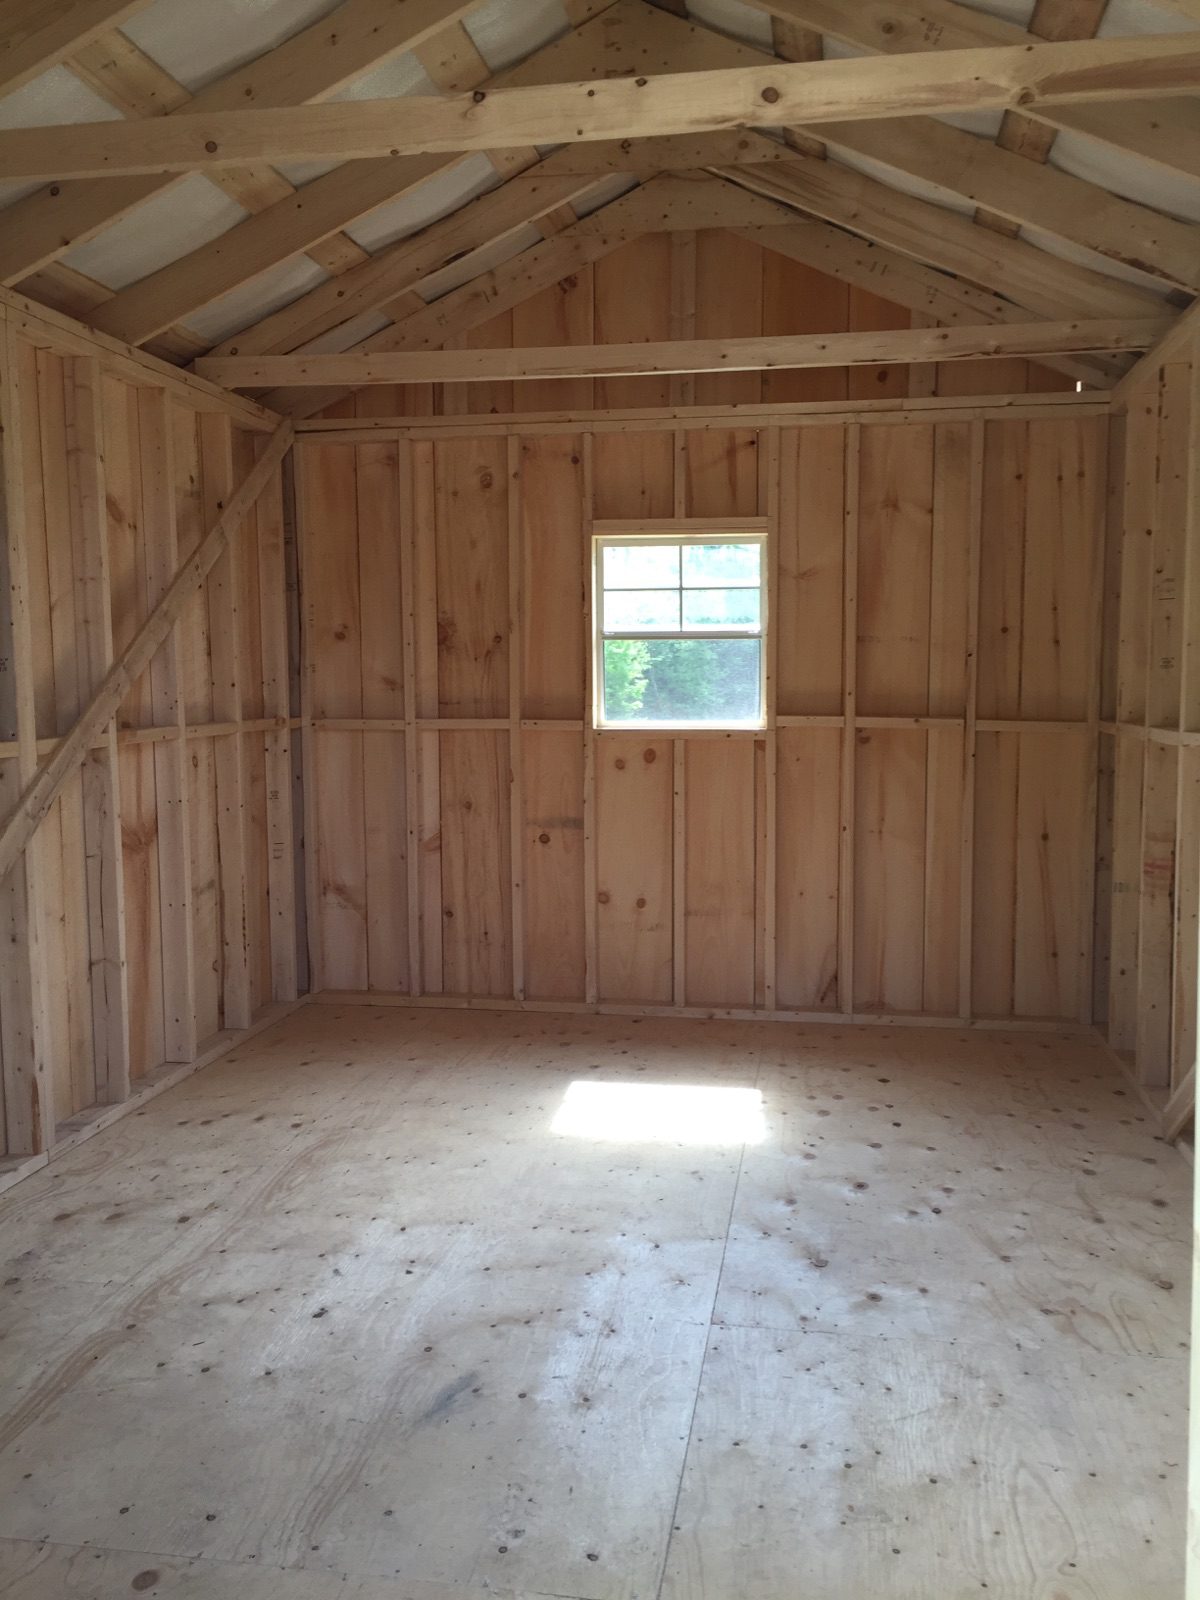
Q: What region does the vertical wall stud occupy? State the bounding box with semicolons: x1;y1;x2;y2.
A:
957;420;984;1021
0;315;52;1155
763;427;780;1010
582;433;598;1006
198;413;251;1031
254;437;298;1005
398;439;422;997
413;440;443;993
294;445;324;994
137;389;197;1061
839;423;860;1017
66;357;130;1099
507;434;525;1002
672;738;686;1010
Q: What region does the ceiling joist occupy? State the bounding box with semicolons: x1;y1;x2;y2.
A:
0;36;1195;183
197;315;1170;388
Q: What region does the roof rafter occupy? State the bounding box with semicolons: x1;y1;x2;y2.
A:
213;164;1116;387
259;163;1151;415
205;137;793;361
69;1;656;344
257;175;706;416
744;0;1200;178
720;152;1170;322
644;0;1200;294
729;219;1111;386
0;0;493;287
1;35;1195;183
0;0;155;99
810;115;1200;292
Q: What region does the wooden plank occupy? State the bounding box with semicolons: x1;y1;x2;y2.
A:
775;728;841;1010
725;158;1165;331
0;318;52;1155
412;442;443;994
977;420;1028;720
0;0;155;99
507;435;524;1002
672;739;686;1008
103;376;164;1076
1149;364;1190;731
581;434;597;1007
398;440;422;996
10;36;1197;181
64;356;130;1102
1014;731;1089;1022
958;422;984;1020
198;414;251;1030
1173;746;1200;1091
0;0;491;288
439;730;511;998
856;423;934;715
1020;417;1103;723
1108;732;1145;1053
777;426;844;716
199;317;1168;389
684;739;756;1008
2;288;278;431
838;424;859;1013
762;428;780;1008
433;438;509;719
854;727;926;1013
356;436;407;993
0;419;292;886
521;435;586;720
253;442;298;1004
297;390;1111;438
135;389;197;1061
29;351;95;1121
809;113;1200;295
522;729;585;1002
1137;739;1178;1082
756;0;1200;177
924;725;965;1015
972;731;1019;1017
596;735;673;1005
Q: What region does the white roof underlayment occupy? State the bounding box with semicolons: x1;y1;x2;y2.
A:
0;0;1195;357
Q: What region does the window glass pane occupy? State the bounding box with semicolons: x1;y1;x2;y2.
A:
682;587;761;630
603;589;680;632
603;637;761;724
681;542;760;586
603;543;680;589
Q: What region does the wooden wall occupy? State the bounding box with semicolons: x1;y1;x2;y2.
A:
0;298;299;1176
297;401;1108;1024
1097;334;1200;1120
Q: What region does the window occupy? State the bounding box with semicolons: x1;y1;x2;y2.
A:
593;530;766;729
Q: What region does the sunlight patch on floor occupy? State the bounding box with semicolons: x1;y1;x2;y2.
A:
551;1080;766;1145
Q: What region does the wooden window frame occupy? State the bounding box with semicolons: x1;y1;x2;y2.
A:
591;518;769;734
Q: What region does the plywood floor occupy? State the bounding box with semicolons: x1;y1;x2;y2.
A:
0;1006;1189;1600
